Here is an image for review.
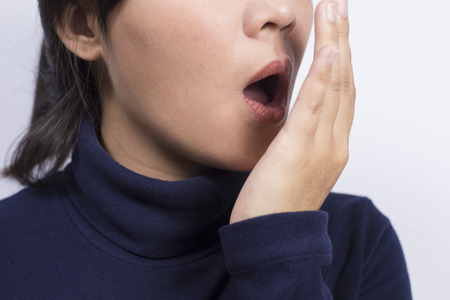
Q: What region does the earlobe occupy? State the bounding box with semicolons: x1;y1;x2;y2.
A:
54;1;103;61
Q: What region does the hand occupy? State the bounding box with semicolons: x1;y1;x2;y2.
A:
230;0;355;223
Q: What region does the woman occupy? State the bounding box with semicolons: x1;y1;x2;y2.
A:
0;0;411;298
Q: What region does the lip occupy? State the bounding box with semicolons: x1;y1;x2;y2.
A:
243;59;292;124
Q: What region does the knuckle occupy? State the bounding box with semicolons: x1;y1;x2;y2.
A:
306;100;323;114
349;88;357;100
337;25;350;39
342;75;355;93
347;85;357;100
314;71;330;86
328;77;341;92
341;73;356;99
342;73;352;88
332;152;348;170
336;18;350;38
338;151;349;166
335;144;349;167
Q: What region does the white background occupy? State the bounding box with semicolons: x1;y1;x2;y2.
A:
1;1;449;299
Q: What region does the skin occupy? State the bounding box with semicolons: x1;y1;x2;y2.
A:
96;0;313;181
56;0;355;223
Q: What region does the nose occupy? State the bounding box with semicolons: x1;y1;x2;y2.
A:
243;0;296;38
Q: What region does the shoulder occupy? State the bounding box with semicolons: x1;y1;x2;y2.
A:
321;192;393;257
0;170;79;262
322;192;384;217
0;173;70;239
321;193;412;298
1;182;64;206
322;192;390;231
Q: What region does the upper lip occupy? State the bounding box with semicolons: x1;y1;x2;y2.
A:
244;59;293;104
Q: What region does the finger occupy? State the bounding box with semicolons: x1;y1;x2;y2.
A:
334;0;356;140
314;1;342;140
286;45;340;140
314;0;340;56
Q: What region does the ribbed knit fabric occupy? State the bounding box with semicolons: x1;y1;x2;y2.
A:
0;117;412;299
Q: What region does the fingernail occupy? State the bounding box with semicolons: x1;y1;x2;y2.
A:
328;48;340;65
327;3;336;23
336;0;348;18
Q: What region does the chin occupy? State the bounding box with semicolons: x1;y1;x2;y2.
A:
193;127;280;173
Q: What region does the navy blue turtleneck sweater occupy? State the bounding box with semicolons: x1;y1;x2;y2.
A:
0;119;411;299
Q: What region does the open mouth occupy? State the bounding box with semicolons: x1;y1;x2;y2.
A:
242;60;292;123
243;75;279;105
243;60;291;108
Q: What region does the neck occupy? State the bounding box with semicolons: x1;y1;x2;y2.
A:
100;106;209;181
68;117;249;259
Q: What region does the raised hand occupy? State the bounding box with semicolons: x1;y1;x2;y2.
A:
230;0;355;223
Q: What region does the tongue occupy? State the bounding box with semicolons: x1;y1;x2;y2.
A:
243;82;269;105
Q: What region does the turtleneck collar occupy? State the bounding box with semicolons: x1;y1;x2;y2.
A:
67;117;249;259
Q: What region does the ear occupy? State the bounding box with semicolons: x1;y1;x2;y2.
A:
54;0;103;61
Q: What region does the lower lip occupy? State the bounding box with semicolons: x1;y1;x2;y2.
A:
243;95;288;124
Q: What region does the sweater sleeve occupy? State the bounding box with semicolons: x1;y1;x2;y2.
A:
219;211;333;299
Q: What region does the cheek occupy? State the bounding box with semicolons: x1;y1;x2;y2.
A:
104;3;236;105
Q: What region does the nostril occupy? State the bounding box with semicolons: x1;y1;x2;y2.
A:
260;22;276;31
243;1;297;38
263;8;296;35
260;18;295;36
281;18;296;34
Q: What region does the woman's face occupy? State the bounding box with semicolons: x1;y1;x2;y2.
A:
98;0;313;180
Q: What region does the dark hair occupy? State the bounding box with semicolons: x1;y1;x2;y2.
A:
3;0;120;185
